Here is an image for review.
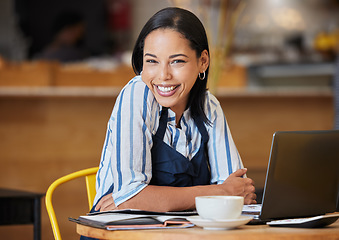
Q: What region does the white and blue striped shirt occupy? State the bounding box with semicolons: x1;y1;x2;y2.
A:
94;76;244;207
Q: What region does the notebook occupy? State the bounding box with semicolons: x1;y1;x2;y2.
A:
243;130;339;224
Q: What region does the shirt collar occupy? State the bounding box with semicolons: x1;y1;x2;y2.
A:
160;106;190;127
166;108;176;126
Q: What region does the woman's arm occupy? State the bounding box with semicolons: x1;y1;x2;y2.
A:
96;168;256;212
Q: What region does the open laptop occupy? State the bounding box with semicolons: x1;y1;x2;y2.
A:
243;130;339;224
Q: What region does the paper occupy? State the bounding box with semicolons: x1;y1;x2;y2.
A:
88;208;198;216
242;204;262;213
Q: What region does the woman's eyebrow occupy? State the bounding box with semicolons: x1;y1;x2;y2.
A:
144;53;157;58
144;53;189;58
169;54;188;58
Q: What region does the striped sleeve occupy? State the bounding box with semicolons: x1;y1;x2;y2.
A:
94;76;157;207
205;92;244;184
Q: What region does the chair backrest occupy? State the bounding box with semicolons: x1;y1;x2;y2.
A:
45;167;99;240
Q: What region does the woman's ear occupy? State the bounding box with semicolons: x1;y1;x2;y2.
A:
199;50;210;72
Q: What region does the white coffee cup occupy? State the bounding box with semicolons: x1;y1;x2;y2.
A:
195;196;244;220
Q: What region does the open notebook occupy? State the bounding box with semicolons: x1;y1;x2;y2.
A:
70;209;195;230
242;130;339;225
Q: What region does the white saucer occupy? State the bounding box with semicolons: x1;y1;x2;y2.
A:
187;215;253;230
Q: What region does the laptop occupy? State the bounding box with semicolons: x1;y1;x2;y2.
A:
243;130;339;224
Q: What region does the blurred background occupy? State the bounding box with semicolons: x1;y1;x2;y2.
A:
1;0;338;63
0;0;338;239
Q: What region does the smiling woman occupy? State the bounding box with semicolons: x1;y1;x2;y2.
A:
84;8;256;239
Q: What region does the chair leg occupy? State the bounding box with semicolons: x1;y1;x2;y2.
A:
34;196;41;240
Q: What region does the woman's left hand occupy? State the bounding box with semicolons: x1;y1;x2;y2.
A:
221;168;257;204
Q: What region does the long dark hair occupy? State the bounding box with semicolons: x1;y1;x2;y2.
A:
132;7;210;124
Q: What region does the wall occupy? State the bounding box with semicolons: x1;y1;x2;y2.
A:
131;0;170;43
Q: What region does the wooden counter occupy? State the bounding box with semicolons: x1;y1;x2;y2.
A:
0;85;333;189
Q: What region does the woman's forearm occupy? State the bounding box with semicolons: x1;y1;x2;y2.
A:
117;184;223;212
115;169;255;212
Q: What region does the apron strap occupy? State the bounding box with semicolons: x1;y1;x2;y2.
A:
154;107;168;139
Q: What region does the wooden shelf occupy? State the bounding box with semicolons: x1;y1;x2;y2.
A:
215;86;333;98
0;86;333;98
0;86;122;97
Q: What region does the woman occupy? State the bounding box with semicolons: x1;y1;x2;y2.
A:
94;7;256;213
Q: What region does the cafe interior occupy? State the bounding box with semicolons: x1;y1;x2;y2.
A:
0;0;338;239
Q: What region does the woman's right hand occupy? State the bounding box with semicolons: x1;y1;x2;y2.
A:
94;194;117;212
221;168;257;205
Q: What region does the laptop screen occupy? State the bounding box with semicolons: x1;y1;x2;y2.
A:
259;130;339;220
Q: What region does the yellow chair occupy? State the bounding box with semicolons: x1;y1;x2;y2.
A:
45;167;99;240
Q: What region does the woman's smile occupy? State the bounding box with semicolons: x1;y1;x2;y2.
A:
155;84;180;96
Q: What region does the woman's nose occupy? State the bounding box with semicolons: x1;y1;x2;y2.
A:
159;64;171;81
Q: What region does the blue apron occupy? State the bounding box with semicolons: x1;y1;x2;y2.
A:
81;108;210;239
150;107;211;187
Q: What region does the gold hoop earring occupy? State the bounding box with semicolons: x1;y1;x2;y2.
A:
199;72;205;80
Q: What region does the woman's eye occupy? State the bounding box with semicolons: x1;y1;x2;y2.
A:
145;59;158;64
171;59;186;64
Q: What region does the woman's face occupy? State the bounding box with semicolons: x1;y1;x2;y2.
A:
142;28;209;118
